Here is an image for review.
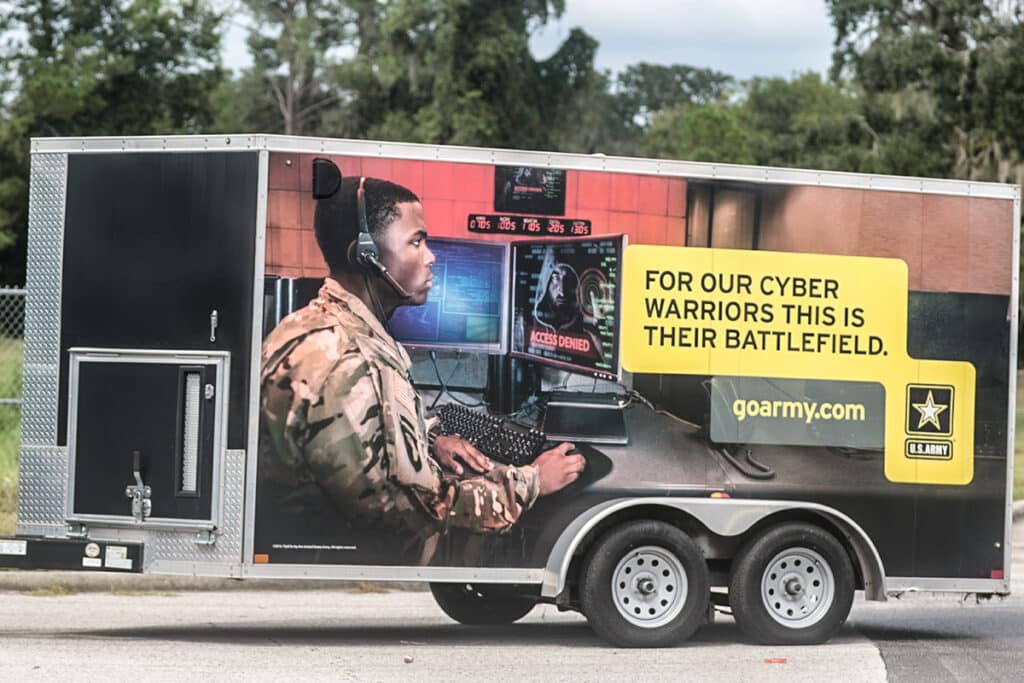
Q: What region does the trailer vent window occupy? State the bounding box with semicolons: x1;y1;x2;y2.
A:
180;371;201;495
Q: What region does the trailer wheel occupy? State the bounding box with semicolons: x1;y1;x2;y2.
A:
580;520;709;648
729;523;855;645
429;583;537;625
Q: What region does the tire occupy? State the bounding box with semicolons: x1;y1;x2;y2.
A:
429;583;537;625
729;522;855;645
580;520;709;648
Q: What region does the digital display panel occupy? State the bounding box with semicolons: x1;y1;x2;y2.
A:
467;213;591;237
510;235;624;380
389;237;509;353
494;166;567;216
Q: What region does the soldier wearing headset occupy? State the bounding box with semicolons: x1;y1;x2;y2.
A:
257;159;584;566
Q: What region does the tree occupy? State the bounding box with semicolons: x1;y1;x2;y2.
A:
559;62;736;157
0;0;224;285
531;26;609;152
238;0;351;135
615;63;733;129
741;72;877;172
378;0;596;149
826;0;1024;182
642;103;755;165
969;7;1024;182
323;0;602;150
321;0;440;140
226;0;602;149
211;68;284;133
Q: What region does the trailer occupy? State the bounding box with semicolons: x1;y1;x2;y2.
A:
1;134;1019;647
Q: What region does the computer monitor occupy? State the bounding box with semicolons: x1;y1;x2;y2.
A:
389;237;510;354
509;235;625;381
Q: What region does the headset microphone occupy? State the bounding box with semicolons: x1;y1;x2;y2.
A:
358;248;412;299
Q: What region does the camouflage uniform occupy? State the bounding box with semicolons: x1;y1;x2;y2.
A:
258;277;541;565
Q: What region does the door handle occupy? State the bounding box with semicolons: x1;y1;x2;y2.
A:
124;450;152;522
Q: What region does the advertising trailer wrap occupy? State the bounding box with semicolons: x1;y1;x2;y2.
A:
2;134;1018;648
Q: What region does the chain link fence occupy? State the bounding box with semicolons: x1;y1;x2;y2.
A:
1;287;25;528
0;287;25;401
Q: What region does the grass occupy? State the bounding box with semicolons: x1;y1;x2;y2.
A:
0;403;18;535
29;583;77;597
0;510;13;536
0;337;22;536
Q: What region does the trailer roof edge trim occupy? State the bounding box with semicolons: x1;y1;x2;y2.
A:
30;134;1019;200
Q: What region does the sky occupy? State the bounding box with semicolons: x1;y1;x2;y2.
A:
529;0;835;79
222;0;836;81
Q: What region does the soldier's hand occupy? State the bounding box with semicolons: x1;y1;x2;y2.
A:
433;435;492;475
534;442;586;496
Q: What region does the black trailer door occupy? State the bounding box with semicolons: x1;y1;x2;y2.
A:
56;151;259;525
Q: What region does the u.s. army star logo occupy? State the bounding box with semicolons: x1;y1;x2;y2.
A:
905;384;953;436
913;391;947;430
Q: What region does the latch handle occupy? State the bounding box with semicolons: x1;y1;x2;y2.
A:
132;450;144;489
125;450;152;522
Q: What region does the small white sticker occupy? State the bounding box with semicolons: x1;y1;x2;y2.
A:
84;542;101;558
0;540;27;556
105;545;132;570
82;557;102;568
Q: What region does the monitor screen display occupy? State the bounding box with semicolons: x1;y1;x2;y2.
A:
493;165;567;216
389;237;509;353
510;235;624;380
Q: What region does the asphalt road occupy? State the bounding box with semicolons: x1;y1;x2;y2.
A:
844;517;1024;681
0;522;1021;681
0;590;886;682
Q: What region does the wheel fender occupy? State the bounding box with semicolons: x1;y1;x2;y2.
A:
541;498;887;601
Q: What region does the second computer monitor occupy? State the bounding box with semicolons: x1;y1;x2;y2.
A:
510;235;625;381
389;236;509;353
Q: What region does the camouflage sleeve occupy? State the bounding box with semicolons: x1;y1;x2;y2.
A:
441;464;541;533
297;337;542;536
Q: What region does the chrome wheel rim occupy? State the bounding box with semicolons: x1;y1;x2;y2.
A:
760;546;835;628
611;545;688;628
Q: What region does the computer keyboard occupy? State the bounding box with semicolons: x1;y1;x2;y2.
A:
434;404;547;467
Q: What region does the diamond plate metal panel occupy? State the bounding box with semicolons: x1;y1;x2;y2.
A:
16;445;68;530
144;449;246;569
20;365;59;445
23;283;62;366
22;153;66;447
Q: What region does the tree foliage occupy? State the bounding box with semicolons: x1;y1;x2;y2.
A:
2;0;222;138
643;104;754;164
826;0;1024;182
225;0;601;151
616;63;733;127
356;0;599;150
232;0;351;135
2;0;1024;286
0;0;224;284
742;73;877;171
